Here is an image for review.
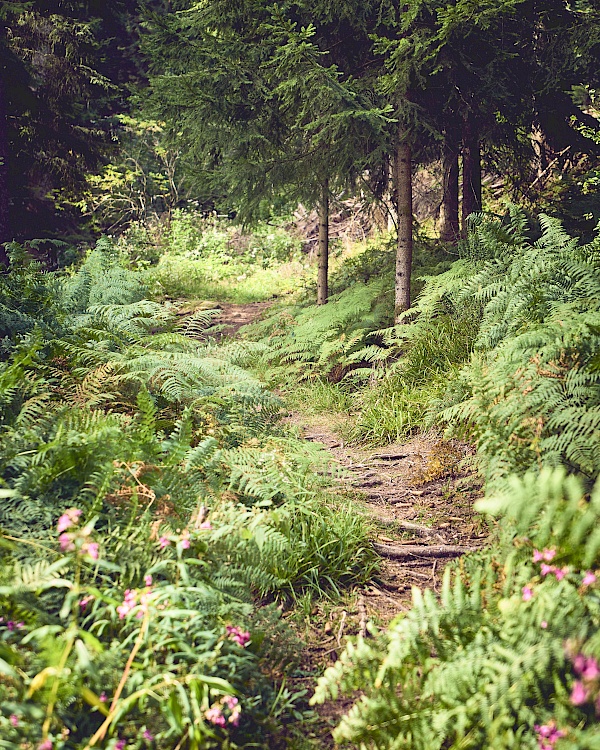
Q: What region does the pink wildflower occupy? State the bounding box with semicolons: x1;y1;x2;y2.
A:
582;657;600;681
181;538;191;549
199;521;212;530
79;596;93;610
115;741;126;750
144;575;153;586
554;566;569;581
205;706;226;727
142;730;153;741
38;741;53;750
99;692;107;703
59;533;75;552
57;508;81;533
533;550;544;562
535;721;566;747
9;714;18;727
574;654;587;674
6;621;14;631
82;541;99;561
541;621;548;629
226;625;250;647
583;571;597;586
117;589;137;619
540;563;555;577
522;586;534;602
158;536;170;549
571;680;589;705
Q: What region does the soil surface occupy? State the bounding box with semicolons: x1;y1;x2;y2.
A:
291;413;484;622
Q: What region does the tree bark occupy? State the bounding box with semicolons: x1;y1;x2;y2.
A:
394;137;413;322
317;180;329;305
461;113;482;237
0;70;10;266
439;132;459;244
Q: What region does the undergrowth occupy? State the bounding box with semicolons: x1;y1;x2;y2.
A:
0;238;376;749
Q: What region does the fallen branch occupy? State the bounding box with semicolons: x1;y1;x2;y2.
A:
371;452;409;461
373;543;479;560
357;595;367;638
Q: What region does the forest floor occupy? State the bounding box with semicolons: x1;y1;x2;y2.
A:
210;302;486;745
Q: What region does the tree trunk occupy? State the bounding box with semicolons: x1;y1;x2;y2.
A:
461;114;482;237
0;70;10;266
394;138;413;322
317;180;329;305
439;133;459;244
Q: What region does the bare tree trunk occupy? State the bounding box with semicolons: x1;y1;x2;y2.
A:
461;113;482;237
0;71;10;266
439;133;459;244
394;138;413;322
317;180;329;305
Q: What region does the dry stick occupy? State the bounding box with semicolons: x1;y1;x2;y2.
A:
358;595;368;638
336;611;347;646
84;614;150;749
373;543;479;561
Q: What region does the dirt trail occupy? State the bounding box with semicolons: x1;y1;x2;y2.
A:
205;302;484;622
178;300;272;339
207;301;485;742
291;414;484;623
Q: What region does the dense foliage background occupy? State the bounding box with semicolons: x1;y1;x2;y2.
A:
1;1;600;749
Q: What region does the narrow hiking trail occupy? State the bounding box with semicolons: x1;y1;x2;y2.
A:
201;301;486;742
292;416;484;622
208;302;484;621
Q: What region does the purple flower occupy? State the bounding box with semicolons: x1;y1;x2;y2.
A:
540;563;555;576
554;566;569;581
583;571;597;586
144;575;153;586
57;508;81;533
142;730;153;741
9;714;18;727
99;691;107;703
571;680;589;705
115;740;126;750
582;657;600;681
181;538;190;549
205;706;226;727
522;586;534;602
535;720;566;748
83;541;99;561
7;621;14;631
59;532;75;552
226;625;250;647
158;536;170;549
117;589;137;619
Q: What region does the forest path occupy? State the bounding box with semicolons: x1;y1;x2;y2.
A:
288;413;484;623
205;300;484;624
208;301;485;743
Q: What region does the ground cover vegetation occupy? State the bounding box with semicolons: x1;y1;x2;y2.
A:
2;1;600;749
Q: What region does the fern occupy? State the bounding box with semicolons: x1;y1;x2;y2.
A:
314;469;600;750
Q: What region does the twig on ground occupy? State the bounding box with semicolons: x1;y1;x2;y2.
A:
373;542;480;560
